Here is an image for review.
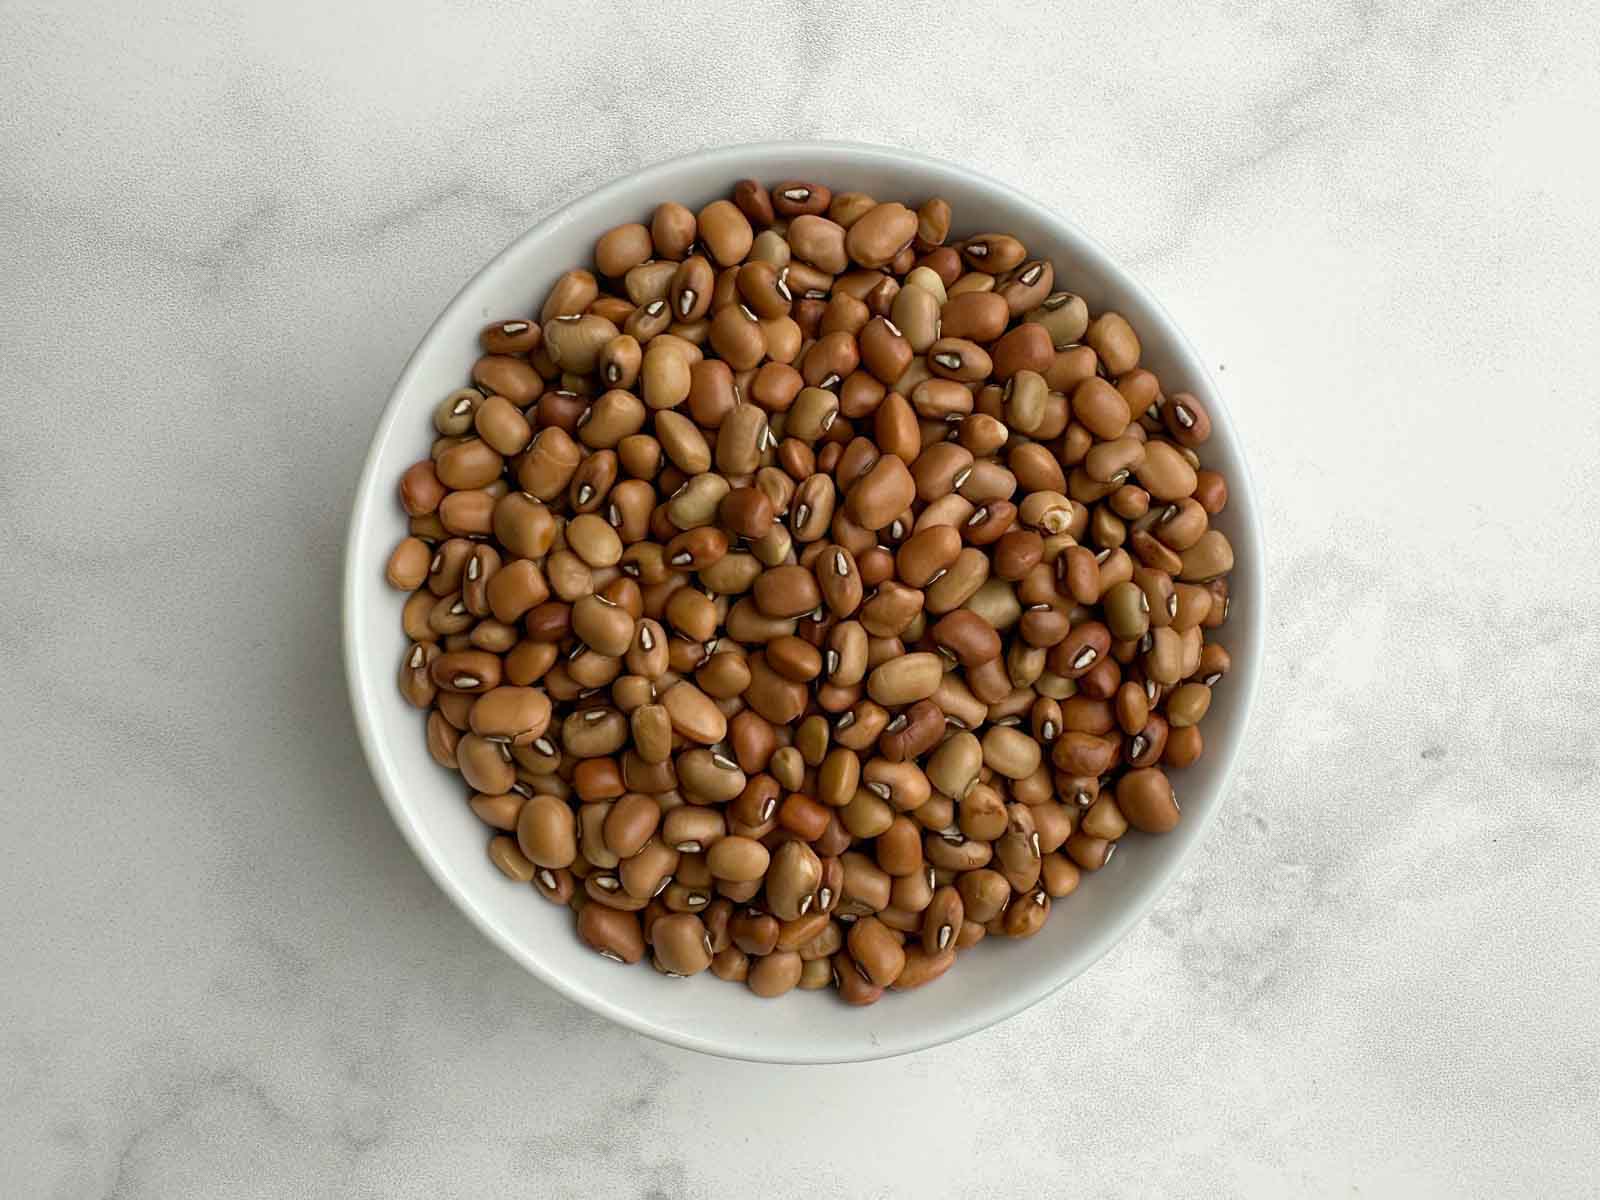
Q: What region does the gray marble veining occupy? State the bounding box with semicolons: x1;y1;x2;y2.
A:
3;1;1598;1196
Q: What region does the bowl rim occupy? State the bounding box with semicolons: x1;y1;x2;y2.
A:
342;139;1266;1063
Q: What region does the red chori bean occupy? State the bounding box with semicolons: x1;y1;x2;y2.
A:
387;175;1241;1005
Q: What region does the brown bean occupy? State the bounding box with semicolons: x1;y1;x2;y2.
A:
866;653;945;707
940;291;1010;342
1131;439;1195;502
592;223;650;277
846;202;917;268
990;322;1054;381
429;649;501;695
765;839;823;922
577;903;644;963
960;233;1025;273
516;793;577;868
696;199;753;267
785;213;846;274
743;652;809;724
647;202;696;259
1117;767;1180;833
647;912;711;976
894;525;960;588
927;337;992;383
1163;392;1213;447
488;836;535;882
1071;376;1131;441
771;180;830;217
541;269;599;323
930;609;1002;668
393;181;1244;1001
517;427;582;500
747;949;804;998
753;564;822;619
386;536;433;590
847;916;906;986
660;680;728;744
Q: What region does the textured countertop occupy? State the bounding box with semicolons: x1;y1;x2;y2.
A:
4;2;1598;1196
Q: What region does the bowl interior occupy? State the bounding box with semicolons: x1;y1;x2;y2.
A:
344;142;1264;1063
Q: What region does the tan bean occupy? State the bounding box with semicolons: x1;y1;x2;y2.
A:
925;547;989;614
628;702;672;765
1165;681;1212;728
747;949;804;998
695;199;753;267
648;202;696;259
1136;439;1199;502
847;916;906;986
845;454;916;532
561;707;628;765
488;836;535;882
846;202;917;269
891;283;941;353
541;269;599;323
516;793;577;868
662;805;726;854
697;835;765;883
896;525;962;588
1179;530;1234;581
660;679;728;744
766;839;823;921
927;337;992;383
676;748;746;803
810;544;859;617
469;686;552;745
1086;311;1140;375
865;653;944;707
788;214;849;274
386;536;433;590
578;903;644;963
859;317;913;385
566;513;623;568
752;564;821;619
1117;767;1179;833
923;730;980;799
516;427;582;500
543;313;618;374
641;340;693;410
862;759;932;814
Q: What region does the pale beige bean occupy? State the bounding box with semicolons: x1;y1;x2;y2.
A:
981;725;1043;779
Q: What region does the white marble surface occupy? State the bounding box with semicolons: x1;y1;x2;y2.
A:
3;1;1598;1195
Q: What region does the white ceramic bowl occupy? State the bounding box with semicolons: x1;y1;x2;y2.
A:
344;141;1265;1064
